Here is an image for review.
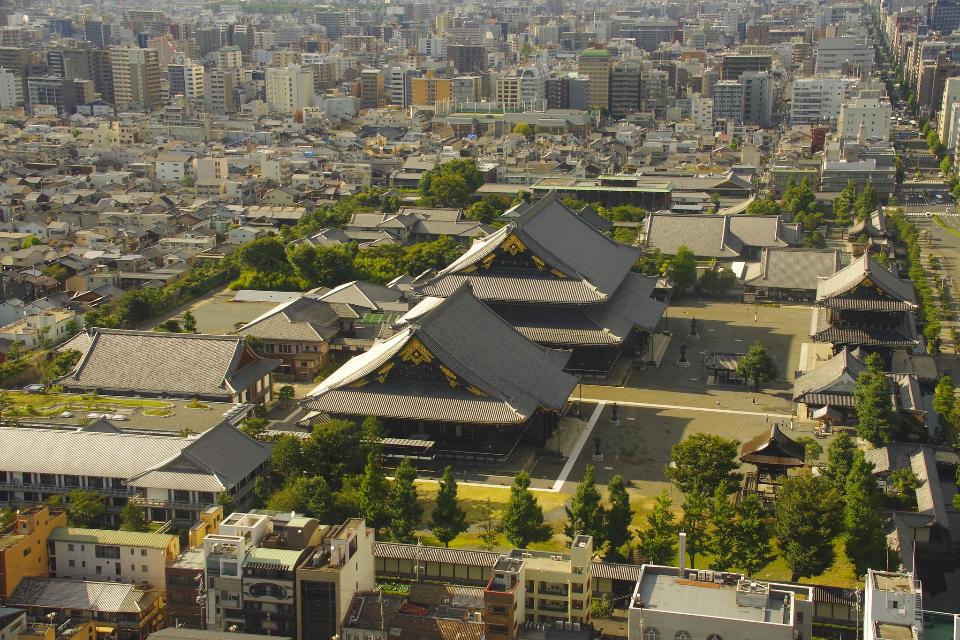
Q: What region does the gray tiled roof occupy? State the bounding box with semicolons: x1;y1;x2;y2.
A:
318;280;404;310
793;347;865;401
304;285;577;423
57;329;280;399
815;254;917;308
744;249;842;292
644;213;799;258
236;296;347;342
415;193;640;304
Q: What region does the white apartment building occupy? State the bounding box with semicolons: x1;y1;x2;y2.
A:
863;570;922;640
265;64;315;115
838;95;892;141
939;77;960;148
691;95;714;130
791;76;859;124
0;68;19;108
815;37;875;76
217;46;243;70
417;35;446;58
155;152;194;183
48;527;179;592
110;47;161;112
495;66;545;110
181;62;204;100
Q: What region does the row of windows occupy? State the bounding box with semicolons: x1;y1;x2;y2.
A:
643;629;724;640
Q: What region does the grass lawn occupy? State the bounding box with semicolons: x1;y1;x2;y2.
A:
4;391;170;418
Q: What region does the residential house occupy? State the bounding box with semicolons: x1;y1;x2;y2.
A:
0;507;66;601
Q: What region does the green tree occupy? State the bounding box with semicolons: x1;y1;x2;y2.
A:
823;430;857;490
854;353;896;446
844;451;888;576
731;494;771;576
665;433;741;496
271;434;305;481
604;475;633;561
22;235;40;248
933;375;956;420
478;499;501;550
66;489;106;527
278;385;296;405
358;452;390;531
360;416;386;461
215;490;237;514
512;122;534;138
941;155;953;177
238;236;288;274
833;181;857;227
267;476;334;519
668;245;698;294
499;472;551;548
431;466;468;547
301;419;367;486
637;490;677;564
680;491;710;568
745;195;782;216
354;245;407;284
708;482;737;571
403;236;464;275
0;507;13;528
890;467;923;504
388;458;422;543
182;310;197;333
736;342;780;392
418;159;484;207
774;474;842;581
854;182;877;221
565;465;606;545
795;436;823;464
43;264;69;282
119;502;149;532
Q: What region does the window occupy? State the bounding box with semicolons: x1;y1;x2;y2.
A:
797;613;804;623
278;344;293;354
142;565;148;572
95;566;102;575
69;560;75;567
675;632;692;640
68;544;75;552
95;545;120;559
141;549;147;556
644;628;659;640
22;547;30;557
130;549;134;555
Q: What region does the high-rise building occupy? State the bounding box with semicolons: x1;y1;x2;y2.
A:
27;75;90;114
720;54;772;80
110;47;161;112
578;48;612;111
447;44;486;73
84;19;111;48
230;24;253;56
217;46;243;70
205;67;239;114
168;61;204;100
610;60;642;116
713;79;744;123
790;76;859;124
195;26;226;57
939;76;960;144
814;37;875;76
359;68;384;109
740;70;773;126
410;75;451;106
314;9;347;39
265;64;315;114
388;65;418;107
927;0;960;34
0;67;18;107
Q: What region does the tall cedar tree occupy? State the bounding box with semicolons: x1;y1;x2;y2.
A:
680;491;710;568
665;433;741;496
668;245;698;293
823;430;856;490
604;475;633;561
478;499;501;550
359;452;391;532
499;472;551;549
708;481;737;571
565;465;607;545
388;458;422;543
119;502;149;532
731;494;771;576
774;474;842;581
854;353;896;446
844;451;889;576
637;490;678;564
431;466;468;547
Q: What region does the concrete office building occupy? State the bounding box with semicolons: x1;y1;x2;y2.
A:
713;80;744;124
168;62;204;101
838;94;893;140
578;48;612;111
205;67;239;114
0;67;19;107
815;37;875;76
741;71;773;126
939;76;960;146
927;0;960;34
720;54;772;80
359;68;384;109
791;76;859;124
610;60;642;116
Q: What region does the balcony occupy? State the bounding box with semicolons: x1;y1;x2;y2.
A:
131;495;206;509
0;480;134;497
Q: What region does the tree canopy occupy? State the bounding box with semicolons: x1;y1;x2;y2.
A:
387;458;422;543
774;474;842;581
565;465;606;545
637;490;677;564
854;353;896;446
499;472;551;548
668;245;698;294
418;159;484;207
431;466;468;547
736;342;779;392
665;433;741;496
843;451;889;576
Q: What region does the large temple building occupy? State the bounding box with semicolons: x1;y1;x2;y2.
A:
412;193;667;376
811;254;919;357
302;284;578;461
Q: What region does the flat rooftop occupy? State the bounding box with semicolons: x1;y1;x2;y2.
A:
875;623;916;640
635;569;790;624
873;572;915;593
